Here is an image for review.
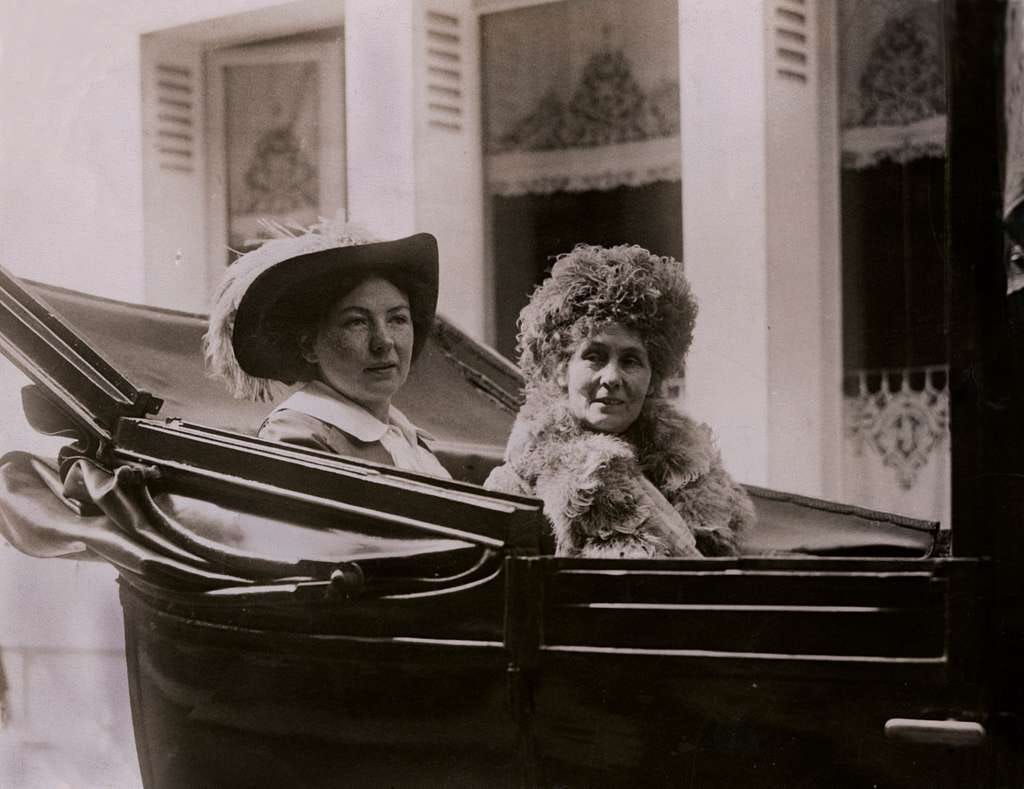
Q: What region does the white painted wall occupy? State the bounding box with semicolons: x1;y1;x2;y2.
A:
0;0;308;300
679;0;771;488
0;356;141;786
415;0;487;341
345;0;419;237
679;0;841;497
346;0;487;339
764;0;841;498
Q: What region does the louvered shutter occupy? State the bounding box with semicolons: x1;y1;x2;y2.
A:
140;37;209;312
774;0;812;84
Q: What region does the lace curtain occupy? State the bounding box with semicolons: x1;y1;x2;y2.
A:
840;0;946;169
839;0;950;525
842;366;950;526
481;0;680;196
224;60;322;253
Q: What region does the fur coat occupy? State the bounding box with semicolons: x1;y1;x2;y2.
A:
484;393;755;558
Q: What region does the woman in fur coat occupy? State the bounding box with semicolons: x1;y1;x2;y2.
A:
484;244;755;558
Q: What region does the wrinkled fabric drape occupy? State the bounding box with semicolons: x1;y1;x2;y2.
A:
15;280;519;445
0;451;473;593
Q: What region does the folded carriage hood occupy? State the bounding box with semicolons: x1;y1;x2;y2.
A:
24;280;521;448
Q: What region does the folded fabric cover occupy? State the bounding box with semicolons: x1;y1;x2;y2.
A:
28;281;520;446
0;451;479;595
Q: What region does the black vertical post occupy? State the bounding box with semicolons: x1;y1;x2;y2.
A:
947;0;1024;776
503;555;541;788
946;0;1010;558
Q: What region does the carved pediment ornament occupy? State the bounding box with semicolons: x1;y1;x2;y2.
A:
489;49;679;155
840;0;947;169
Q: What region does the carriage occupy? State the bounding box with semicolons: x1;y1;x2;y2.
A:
0;249;1015;788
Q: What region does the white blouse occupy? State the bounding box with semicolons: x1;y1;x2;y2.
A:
269;381;451;478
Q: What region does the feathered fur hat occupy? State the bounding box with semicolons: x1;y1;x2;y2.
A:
516;243;697;393
204;220;439;401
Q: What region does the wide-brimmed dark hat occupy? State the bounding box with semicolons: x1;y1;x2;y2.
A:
205;224;438;401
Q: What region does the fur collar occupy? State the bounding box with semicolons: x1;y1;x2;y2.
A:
497;388;753;557
505;390;715;491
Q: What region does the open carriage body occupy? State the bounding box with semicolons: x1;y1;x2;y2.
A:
0;264;1012;789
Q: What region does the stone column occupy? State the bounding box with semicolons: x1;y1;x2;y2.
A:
679;0;841;496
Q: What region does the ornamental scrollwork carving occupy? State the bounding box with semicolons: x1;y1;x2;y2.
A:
243;126;318;215
856;9;946;128
844;367;949;491
489;49;679;155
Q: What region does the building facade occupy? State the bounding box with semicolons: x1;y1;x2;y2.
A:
0;1;951;783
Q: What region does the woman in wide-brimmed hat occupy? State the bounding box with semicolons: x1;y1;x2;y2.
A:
205;221;450;478
484;243;754;557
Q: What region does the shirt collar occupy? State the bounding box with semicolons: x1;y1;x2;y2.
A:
275;381;432;444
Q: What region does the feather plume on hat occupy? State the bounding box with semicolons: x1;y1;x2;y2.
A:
204;218;380;402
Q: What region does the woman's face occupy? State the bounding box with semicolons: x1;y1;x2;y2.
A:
305;277;413;419
563;323;653;434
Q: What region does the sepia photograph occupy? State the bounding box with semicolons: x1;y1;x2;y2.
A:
0;0;1021;786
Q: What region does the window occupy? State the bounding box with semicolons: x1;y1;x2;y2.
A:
206;36;345;281
140;6;344;313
